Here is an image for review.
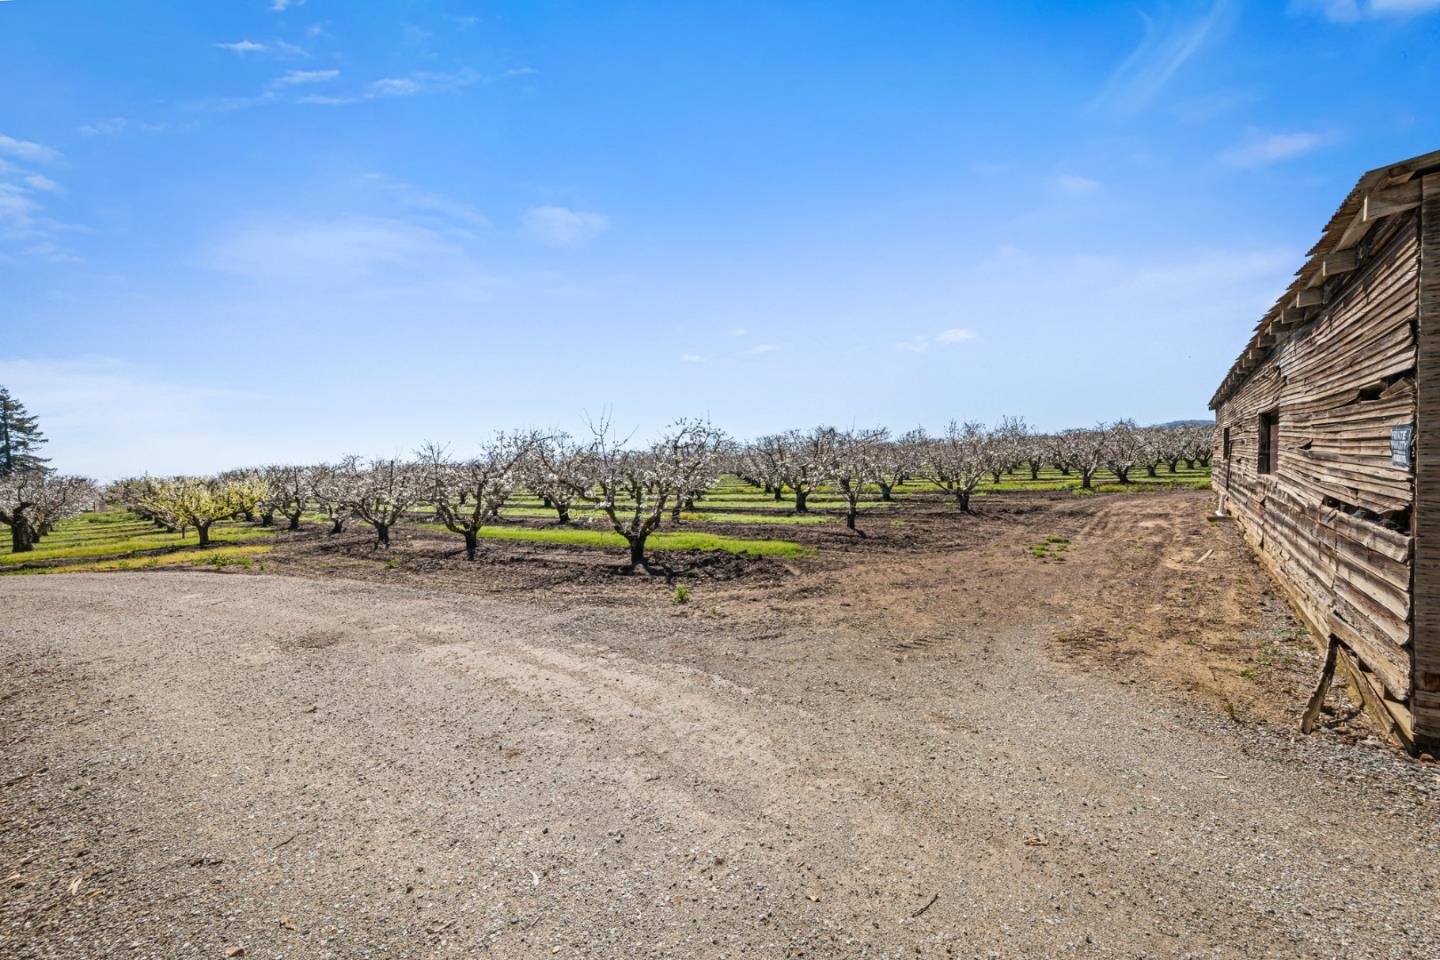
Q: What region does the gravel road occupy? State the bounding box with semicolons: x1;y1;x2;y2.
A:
3;571;1438;959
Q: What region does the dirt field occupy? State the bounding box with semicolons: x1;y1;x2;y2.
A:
3;491;1438;958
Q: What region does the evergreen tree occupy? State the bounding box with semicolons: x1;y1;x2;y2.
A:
0;387;50;477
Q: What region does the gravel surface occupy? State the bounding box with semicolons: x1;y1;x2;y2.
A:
2;564;1438;959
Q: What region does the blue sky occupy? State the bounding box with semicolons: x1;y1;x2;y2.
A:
3;0;1438;477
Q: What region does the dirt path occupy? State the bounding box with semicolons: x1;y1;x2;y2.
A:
3;495;1438;958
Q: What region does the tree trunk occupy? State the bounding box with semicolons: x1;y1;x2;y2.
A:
989;469;1002;483
288;513;301;531
956;490;972;512
464;530;478;561
1145;464;1158;478
773;487;783;502
11;519;33;553
1115;467;1131;484
846;507;859;531
1057;465;1070;476
794;489;808;513
330;517;345;534
197;522;211;547
375;522;390;547
878;483;892;501
627;535;646;571
1080;469;1094;490
555;504;570;525
260;510;274;527
241;509;255;522
1166;459;1179;473
1183;459;1195;470
1029;462;1041;481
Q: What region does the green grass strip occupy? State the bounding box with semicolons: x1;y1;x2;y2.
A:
421;523;810;557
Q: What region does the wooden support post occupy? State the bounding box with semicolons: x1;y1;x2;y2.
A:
1301;636;1340;734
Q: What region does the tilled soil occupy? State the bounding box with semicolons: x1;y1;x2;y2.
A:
2;492;1437;959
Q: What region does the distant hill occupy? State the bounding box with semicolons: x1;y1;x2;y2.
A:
1155;419;1214;428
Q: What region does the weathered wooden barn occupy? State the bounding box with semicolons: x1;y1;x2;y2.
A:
1210;148;1440;752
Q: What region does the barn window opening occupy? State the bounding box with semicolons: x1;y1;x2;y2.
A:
1258;410;1279;474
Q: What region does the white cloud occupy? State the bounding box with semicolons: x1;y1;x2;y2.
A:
1303;0;1440;20
298;68;484;106
78;116;128;137
272;69;339;87
0;133;61;164
215;39;267;53
22;174;62;194
747;343;781;355
1219;130;1326;167
521;205;610;247
680;354;703;363
0;135;74;259
1089;0;1234;116
359;172;491;230
935;328;977;344
0;184;41;227
202;216;495;302
214;38;304;57
271;0;304;10
371;77;422;97
1054;173;1102;196
896;328;978;353
730;327;748;337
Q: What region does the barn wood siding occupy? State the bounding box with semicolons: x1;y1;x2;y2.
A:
1214;214;1419;716
1416;173;1440;747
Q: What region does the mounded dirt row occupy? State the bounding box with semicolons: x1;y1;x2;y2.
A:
2;495;1438;958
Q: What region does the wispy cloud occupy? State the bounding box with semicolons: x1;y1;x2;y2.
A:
680;353;703;363
896;328;978;353
1219;129;1328;167
521;205;610;247
1299;0;1440;21
1054;173;1102;196
272;69;339;87
747;343;781;355
297;68;485;105
0;134;61;164
0;133;76;261
1089;0;1234;116
935;328;977;344
22;174;63;194
360;172;491;230
271;0;304;11
214;39;268;53
214;38;304;56
730;327;749;337
78;116;129;137
202;216;495;302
